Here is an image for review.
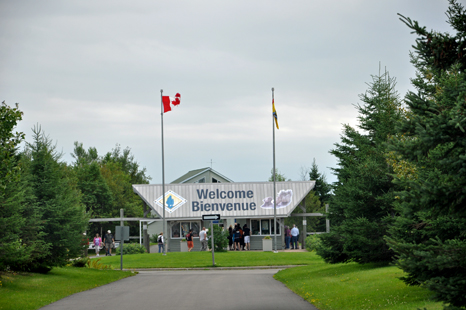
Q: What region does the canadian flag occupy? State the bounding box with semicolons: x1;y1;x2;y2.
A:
162;93;181;113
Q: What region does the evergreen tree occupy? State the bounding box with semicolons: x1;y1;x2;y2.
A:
317;70;403;264
291;159;331;233
308;158;332;204
0;102;45;271
25;126;88;272
268;168;289;182
386;2;466;308
0;102;26;270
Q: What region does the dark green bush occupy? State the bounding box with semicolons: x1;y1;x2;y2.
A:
305;234;322;252
150;234;161;243
115;243;147;255
208;225;228;252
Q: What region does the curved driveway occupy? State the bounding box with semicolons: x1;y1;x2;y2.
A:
40;269;318;310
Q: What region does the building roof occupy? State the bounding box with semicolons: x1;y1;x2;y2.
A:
170;167;234;184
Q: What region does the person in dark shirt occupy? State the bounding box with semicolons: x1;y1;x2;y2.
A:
228;225;234;250
234;224;242;251
186;229;194;252
103;230;114;256
243;224;251;251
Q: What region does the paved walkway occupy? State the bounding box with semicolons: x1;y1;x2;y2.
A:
40;269;318;310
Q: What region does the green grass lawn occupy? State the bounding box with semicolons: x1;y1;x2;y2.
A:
96;251;317;269
274;257;443;310
0;267;135;310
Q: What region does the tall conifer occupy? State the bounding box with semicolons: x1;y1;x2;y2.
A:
386;1;466;308
317;70;403;264
25;127;88;272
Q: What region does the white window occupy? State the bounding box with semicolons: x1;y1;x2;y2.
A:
212;177;221;183
251;219;281;236
196;177;205;183
171;222;200;238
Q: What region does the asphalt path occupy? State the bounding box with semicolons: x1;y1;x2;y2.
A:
40;269;318;310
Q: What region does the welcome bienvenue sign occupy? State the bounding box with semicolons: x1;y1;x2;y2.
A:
132;181;315;219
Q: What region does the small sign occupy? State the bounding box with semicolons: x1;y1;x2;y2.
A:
303;220;307;225
202;214;221;221
115;226;130;241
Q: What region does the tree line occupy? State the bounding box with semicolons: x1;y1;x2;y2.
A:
0;105;150;273
310;1;465;309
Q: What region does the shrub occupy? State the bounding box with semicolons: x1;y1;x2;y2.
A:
150;234;159;243
208;225;228;252
87;258;112;270
305;234;322;252
115;243;147;255
71;257;89;267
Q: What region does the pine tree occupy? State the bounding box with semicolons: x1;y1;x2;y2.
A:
268;168;289;182
0;102;47;271
317;70;403;264
386;1;466;308
308;158;332;205
25;126;88;272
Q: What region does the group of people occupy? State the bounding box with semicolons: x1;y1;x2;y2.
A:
92;230;115;256
284;224;300;249
152;223;301;253
157;228;201;253
227;223;251;251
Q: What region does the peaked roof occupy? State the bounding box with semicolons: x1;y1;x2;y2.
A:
170;167;234;184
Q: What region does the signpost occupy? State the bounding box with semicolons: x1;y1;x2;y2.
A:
116;209;130;271
202;214;221;266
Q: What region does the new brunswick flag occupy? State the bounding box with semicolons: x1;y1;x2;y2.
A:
272;99;279;129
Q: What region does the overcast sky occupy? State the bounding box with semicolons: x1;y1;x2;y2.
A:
0;0;456;185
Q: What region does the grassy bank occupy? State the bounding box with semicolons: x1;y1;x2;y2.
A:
0;267;135;310
274;257;443;310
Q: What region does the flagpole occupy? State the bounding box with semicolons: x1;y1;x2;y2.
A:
160;89;166;255
272;87;277;253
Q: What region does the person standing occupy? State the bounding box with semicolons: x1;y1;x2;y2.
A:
199;227;208;251
157;232;164;253
243;224;251;251
93;233;102;257
234;224;242;251
103;230;114;256
284;226;291;249
240;224;245;250
228;225;234;250
186;229;194;252
291;224;299;249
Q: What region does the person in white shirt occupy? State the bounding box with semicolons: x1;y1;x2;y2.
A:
199;227;208;251
290;224;299;249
